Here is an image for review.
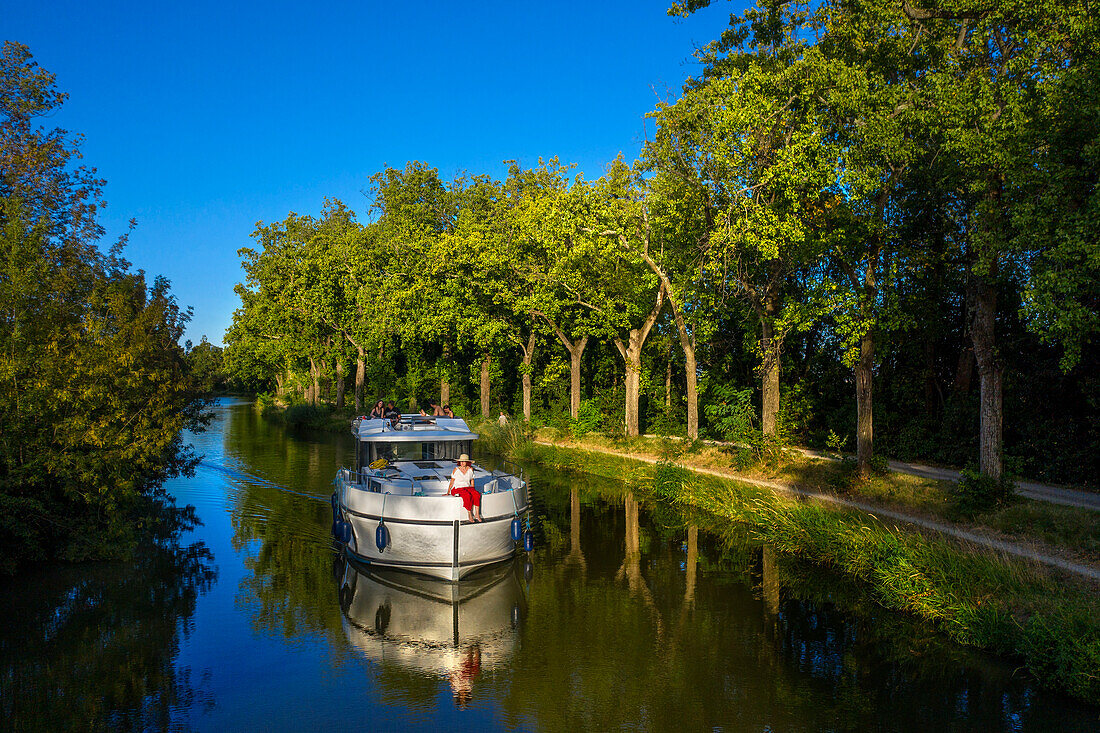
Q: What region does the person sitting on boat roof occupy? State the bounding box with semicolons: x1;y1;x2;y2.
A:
430;399;445;416
448;454;482;522
369;399;385;419
443;404;455;418
384;401;401;429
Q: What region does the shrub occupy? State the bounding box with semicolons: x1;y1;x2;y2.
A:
284;403;330;429
703;384;757;445
953;468;1016;517
570;399;603;439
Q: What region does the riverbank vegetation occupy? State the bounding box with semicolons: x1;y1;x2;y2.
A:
0;43;210;573
479;423;1100;563
226;0;1099;491
493;430;1100;704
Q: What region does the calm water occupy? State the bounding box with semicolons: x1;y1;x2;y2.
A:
2;397;1096;731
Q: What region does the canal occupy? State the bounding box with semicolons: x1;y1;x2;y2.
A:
1;397;1095;731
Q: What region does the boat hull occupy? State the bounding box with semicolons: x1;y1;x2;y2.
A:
335;479;530;581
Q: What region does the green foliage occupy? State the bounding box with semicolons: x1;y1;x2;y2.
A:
704;383;757;444
570;398;604;439
825;430;849;458
0;44;208;572
953;468;1017;518
185;336;227;393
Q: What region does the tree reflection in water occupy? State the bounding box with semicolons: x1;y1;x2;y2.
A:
0;542;215;731
495;467;1098;731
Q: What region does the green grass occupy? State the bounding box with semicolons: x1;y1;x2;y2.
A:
512;440;1100;706
979;502;1100;558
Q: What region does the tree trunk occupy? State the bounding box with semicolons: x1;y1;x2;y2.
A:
354;347;365;412
441;343;450;406
335;362;345;410
855;330;874;474
683;340;698;440
622;347;643;436
614;286;665;437
969;277;1003;480
274;371;285;398
309;357;321;406
760;318;780;437
480;353;491;418
636;246;697;439
615;332;650;437
567;337;588;419
520;329;535;422
953;345;974;398
543;319;588;420
664;352;672;409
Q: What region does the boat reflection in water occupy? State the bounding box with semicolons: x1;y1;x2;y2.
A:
336;556;526;707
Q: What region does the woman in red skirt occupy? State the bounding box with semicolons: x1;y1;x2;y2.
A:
448;454;482;522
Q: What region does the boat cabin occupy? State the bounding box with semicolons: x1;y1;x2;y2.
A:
351;414;478;478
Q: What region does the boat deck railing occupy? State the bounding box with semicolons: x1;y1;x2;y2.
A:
337;466;521;496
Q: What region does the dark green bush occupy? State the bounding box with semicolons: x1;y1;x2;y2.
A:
952;467;1016;516
284;404;331;428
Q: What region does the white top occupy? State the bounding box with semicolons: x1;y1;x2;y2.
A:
451;466;474;488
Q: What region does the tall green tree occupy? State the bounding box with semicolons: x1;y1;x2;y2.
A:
0;43;207;571
646;6;834;439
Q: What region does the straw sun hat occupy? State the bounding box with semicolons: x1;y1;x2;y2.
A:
458;454;471;463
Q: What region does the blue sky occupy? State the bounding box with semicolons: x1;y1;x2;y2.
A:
6;1;735;345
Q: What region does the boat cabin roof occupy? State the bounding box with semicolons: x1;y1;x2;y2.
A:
354;414;479;443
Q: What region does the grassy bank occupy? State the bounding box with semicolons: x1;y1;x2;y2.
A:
499;428;1100;564
480;426;1100;706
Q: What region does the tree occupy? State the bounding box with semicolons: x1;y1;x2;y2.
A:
645;11;834;440
578;162;667;436
899;0;1098;479
0;45;207;570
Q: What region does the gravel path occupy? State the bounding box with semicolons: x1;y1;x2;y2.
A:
543;441;1100;582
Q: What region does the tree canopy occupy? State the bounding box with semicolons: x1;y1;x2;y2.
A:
226;0;1100;487
0;42;209;572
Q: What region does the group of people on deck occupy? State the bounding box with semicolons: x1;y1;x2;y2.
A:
367;399;456;421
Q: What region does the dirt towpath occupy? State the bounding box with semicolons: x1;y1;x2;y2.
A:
639;435;1100;512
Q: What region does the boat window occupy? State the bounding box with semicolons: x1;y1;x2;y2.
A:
370;442;424;462
427;441;471;460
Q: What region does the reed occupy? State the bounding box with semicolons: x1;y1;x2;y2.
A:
515;441;1100;705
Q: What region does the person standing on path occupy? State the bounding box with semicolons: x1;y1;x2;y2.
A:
448;454;482;522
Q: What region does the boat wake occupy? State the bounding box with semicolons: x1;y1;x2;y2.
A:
198;461;329;505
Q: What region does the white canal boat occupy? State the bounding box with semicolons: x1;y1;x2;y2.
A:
331;414;532;581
